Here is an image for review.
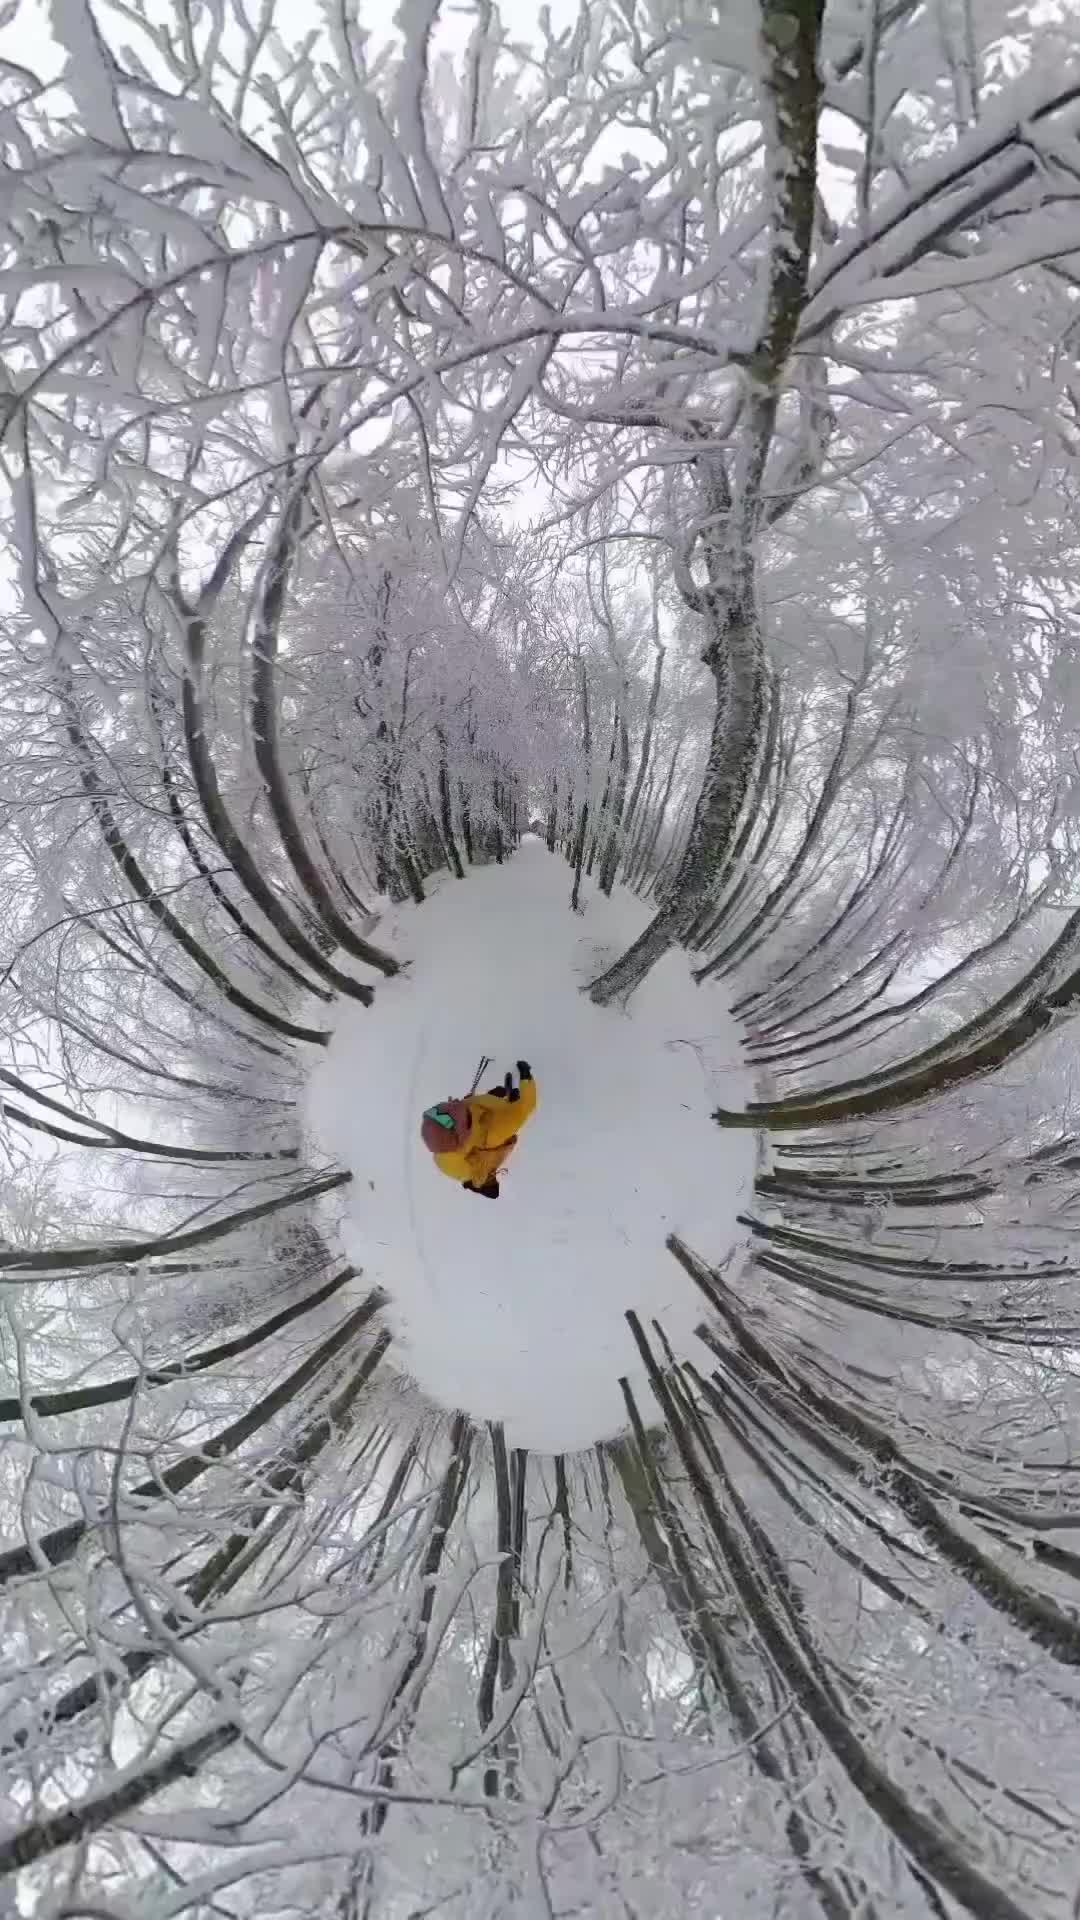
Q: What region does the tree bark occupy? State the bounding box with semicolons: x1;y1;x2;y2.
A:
590;587;765;1001
0;1287;384;1585
59;669;329;1044
696;681;858;982
624;642;665;845
589;0;824;1004
459;779;474;864
436;733;464;878
588;701;619;877
570;657;593;911
598;695;631;896
251;497;400;977
546;772;559;852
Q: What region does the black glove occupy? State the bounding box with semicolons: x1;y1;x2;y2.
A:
517;1059;532;1082
487;1083;508;1098
463;1178;499;1200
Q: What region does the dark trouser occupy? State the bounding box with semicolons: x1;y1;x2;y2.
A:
463;1177;500;1200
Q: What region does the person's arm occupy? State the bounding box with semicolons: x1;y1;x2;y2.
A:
470;1072;536;1151
513;1068;537;1127
479;1098;522;1151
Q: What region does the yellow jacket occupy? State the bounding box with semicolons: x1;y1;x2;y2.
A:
434;1077;538;1187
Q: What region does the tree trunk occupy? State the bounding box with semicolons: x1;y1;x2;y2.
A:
590;550;765;1003
623;766;656;886
250;497;399;976
59;668;333;1042
436;729;464;879
588;702;619;876
590;0;823;1002
491;775;504;863
563;774;576;860
631;742;680;890
598;697;631;895
570;658;593;911
570;795;590;912
697;683;858;982
624;644;665;844
416;773;447;875
394;797;425;904
686;671;781;949
459;780;474;864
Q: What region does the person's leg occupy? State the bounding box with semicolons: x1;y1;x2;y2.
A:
463;1178;499;1198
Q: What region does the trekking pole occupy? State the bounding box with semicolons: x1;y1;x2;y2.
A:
468;1055;492;1096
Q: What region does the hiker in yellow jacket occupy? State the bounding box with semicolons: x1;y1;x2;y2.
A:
421;1061;536;1200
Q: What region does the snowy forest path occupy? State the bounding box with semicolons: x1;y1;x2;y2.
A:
306;840;755;1450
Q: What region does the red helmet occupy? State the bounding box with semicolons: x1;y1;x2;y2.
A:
421;1098;472;1155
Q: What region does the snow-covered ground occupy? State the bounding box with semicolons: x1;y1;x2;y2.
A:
305;839;756;1451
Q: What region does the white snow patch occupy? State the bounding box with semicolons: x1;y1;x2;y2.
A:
305;840;756;1453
